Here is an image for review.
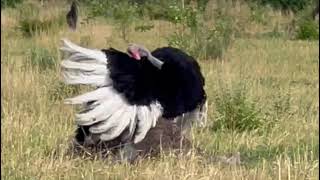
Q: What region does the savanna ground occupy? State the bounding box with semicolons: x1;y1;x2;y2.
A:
1;0;319;179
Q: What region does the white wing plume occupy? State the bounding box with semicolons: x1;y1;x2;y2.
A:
134;103;162;143
60;39;111;87
60;39;163;143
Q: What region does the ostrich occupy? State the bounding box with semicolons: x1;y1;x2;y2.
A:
66;1;78;31
60;39;207;161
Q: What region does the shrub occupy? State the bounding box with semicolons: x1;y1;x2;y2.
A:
134;24;154;32
83;0;210;23
127;0;209;19
212;83;262;132
293;3;319;40
167;6;234;60
26;47;56;72
18;15;65;37
196;0;210;11
112;2;139;42
84;0;139;42
1;0;23;9
249;3;269;25
17;3;65;37
296;18;319;40
246;0;312;12
130;0;167;19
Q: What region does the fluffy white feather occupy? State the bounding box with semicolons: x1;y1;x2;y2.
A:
62;71;110;86
76;94;125;126
149;102;163;127
133;104;161;143
60;39;112;87
90;106;128;134
98;106;136;141
65;86;114;105
60;39;107;64
120;106;138;142
61;60;108;74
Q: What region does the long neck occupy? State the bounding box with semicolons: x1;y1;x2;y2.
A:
147;54;163;69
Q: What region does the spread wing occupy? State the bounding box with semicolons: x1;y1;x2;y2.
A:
60;39;162;143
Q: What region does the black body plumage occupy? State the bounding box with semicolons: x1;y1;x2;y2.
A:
151;47;206;118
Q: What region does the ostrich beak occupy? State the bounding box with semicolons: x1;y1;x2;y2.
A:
127;44;142;60
130;51;141;60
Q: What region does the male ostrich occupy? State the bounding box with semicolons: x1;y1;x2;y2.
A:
60;39;207;160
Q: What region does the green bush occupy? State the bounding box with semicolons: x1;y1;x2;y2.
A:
17;3;65;37
25;47;56;72
296;18;319;40
134;23;154;32
167;6;234;60
115;0;202;20
247;0;312;12
18;16;65;37
292;2;319;40
113;2;139;42
84;0;139;42
19;18;47;37
249;3;269;25
212;83;262;132
1;0;23;9
83;0;210;21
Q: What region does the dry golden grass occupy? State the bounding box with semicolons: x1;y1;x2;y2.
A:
1;2;319;179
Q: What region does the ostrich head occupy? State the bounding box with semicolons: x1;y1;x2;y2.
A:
127;44;150;60
127;44;163;69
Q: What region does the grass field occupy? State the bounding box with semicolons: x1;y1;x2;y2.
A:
1;1;319;179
